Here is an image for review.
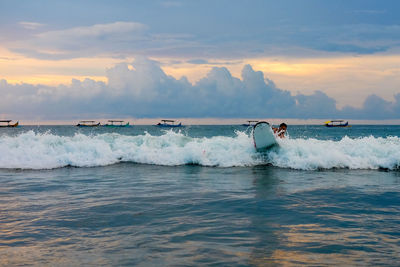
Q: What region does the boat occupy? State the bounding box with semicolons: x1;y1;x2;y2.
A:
242;120;259;127
103;120;130;127
156;120;183;127
324;120;350;127
0;120;19;127
76;120;100;127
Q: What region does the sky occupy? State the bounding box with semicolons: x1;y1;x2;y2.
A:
1;0;400;121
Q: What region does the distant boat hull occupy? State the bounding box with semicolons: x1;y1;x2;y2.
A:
0;121;18;127
76;123;100;127
325;121;349;127
103;123;130;127
157;123;183;128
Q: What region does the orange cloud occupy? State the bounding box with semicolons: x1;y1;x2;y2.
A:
0;46;122;85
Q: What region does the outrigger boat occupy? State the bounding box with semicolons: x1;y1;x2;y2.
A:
324;120;350;127
76;120;100;127
0;120;18;127
103;120;130;127
242;120;259;127
156;119;183;127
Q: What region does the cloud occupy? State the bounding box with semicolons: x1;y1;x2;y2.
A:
0;58;399;120
341;93;400;119
19;21;45;30
295;91;338;118
9;17;400;61
38;21;146;40
10;21;203;60
12;22;149;60
187;59;209;65
313;43;388;54
2;1;400;61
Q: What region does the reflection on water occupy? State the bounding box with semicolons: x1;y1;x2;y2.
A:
248;167;400;266
0;164;399;266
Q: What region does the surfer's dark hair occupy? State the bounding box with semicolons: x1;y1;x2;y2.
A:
280;123;287;128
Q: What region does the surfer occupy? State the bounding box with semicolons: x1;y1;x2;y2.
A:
272;123;287;138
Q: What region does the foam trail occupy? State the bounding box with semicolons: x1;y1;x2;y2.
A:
0;130;399;170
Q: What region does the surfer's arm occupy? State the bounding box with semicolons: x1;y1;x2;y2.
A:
276;129;286;138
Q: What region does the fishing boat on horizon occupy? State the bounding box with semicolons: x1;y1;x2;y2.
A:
156;119;183;127
324;120;350;127
76;120;101;127
103;120;130;127
0;120;19;127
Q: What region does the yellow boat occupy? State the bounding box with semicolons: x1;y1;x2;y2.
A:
324;120;350;127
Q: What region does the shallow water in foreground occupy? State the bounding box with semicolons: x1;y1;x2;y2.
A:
0;125;399;265
1;164;399;266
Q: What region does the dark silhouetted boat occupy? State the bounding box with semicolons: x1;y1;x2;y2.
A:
76;120;100;127
0;120;19;127
156;120;183;127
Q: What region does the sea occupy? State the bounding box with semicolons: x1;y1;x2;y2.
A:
0;125;399;266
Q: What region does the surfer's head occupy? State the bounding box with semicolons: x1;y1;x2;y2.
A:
279;123;287;131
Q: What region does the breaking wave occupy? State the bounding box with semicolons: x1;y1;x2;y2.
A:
0;130;399;170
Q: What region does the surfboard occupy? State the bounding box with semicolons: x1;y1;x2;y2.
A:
253;121;278;151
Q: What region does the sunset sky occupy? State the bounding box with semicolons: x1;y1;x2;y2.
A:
1;0;400;121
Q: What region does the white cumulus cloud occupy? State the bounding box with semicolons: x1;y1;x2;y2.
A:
0;58;399;120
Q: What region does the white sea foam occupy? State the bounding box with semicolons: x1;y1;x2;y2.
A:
271;135;400;170
0;130;399;170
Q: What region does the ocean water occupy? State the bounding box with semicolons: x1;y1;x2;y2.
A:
0;125;399;266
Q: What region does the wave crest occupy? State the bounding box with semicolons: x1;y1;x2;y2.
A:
272;135;400;170
0;130;399;170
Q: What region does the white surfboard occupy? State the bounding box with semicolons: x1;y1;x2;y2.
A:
253;121;278;151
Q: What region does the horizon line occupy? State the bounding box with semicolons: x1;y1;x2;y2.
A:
3;118;400;126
